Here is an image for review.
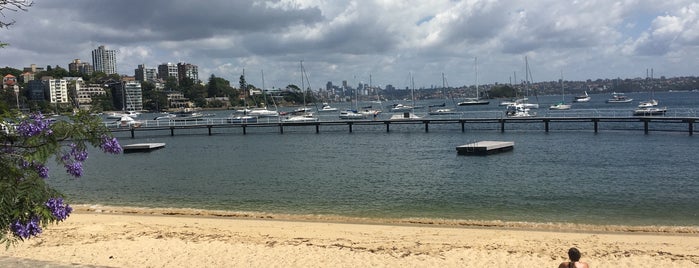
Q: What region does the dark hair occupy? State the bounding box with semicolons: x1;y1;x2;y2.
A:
568;247;581;262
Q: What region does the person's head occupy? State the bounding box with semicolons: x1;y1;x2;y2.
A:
568;247;581;262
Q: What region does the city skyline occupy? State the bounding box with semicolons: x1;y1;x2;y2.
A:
1;0;698;89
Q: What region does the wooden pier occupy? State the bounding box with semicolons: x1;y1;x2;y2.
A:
456;141;514;155
106;116;698;138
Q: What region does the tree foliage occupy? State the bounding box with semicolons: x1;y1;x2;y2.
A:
1;110;121;247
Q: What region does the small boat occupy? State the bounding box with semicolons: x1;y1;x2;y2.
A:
154;113;176;120
118;116;142;128
549;102;571;110
390;103;413;112
458;58;490;106
606;92;633;103
227;115;258;123
248;108;279;117
338;110;366;120
106;110;140;119
457;98;490;106
429;103;446;108
638;99;658;108
292;107;313;114
549;72;571;110
633;107;667;116
574;91;591;102
428;108;459;115
282;113;319;122
505;103;536;117
318;103;338;112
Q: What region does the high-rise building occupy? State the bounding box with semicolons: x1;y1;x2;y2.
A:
157;63;178;80
135;64;157;82
68;59;93;75
177;62;198;83
91;45;117;74
111;81;143;111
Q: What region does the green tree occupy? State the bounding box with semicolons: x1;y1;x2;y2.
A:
1;111;122;246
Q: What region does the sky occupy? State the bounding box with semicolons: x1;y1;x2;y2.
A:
1;0;699;90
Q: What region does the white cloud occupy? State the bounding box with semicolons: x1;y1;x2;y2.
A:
2;0;699;86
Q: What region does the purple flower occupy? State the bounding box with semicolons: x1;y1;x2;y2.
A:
45;198;73;221
64;162;83;177
99;135;122;154
69;143;89;162
11;216;42;239
16;113;52;137
36;164;49;179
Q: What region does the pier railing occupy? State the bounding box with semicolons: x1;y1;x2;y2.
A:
105;108;698;137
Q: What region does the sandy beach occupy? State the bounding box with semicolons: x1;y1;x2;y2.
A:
2;205;698;267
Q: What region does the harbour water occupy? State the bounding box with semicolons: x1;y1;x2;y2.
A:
47;91;699;228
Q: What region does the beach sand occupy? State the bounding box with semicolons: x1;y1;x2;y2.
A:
2;205;698;267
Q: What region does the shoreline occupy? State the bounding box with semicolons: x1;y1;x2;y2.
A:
74;204;699;234
2;205;698;267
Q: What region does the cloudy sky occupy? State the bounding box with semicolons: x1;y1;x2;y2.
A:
1;0;698;90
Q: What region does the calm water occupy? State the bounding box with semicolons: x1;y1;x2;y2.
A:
47;91;699;227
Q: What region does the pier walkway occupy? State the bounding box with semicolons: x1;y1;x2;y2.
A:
107;113;698;138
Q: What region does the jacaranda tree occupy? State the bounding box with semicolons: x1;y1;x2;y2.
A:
1;111;121;247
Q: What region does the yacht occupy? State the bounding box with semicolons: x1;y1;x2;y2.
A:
633;107;667;116
574;91;591;102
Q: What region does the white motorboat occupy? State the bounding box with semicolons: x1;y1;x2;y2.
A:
506;103;536;117
318;103;338;112
248;108;279;117
549;102;572;110
390;103;413;112
282;114;319;122
638;99;658;108
227;115;258;123
106;110;140;119
428;108;459;115
339;110;366;120
606;92;633;103
118;116;142;128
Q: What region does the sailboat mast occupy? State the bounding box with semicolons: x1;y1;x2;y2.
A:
475;57;479;99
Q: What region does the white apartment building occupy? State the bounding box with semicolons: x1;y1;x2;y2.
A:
46;79;68;104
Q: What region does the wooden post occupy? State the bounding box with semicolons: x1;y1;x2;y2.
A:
130;128;135;138
170;127;174;136
208;125;212;136
315;123;319;134
279;124;284;134
424;121;429;133
500;119;505;133
348;122;353;133
385;122;390;133
242;124;247;135
593;119;598;133
544;119;549;132
460;120;465;132
688;119;694;136
644;119;649;134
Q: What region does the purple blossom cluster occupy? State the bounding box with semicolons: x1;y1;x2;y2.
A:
60;143;89;178
21;160;50;179
16;113;53;137
45;198;73;221
10;216;42;239
99;135;122;154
